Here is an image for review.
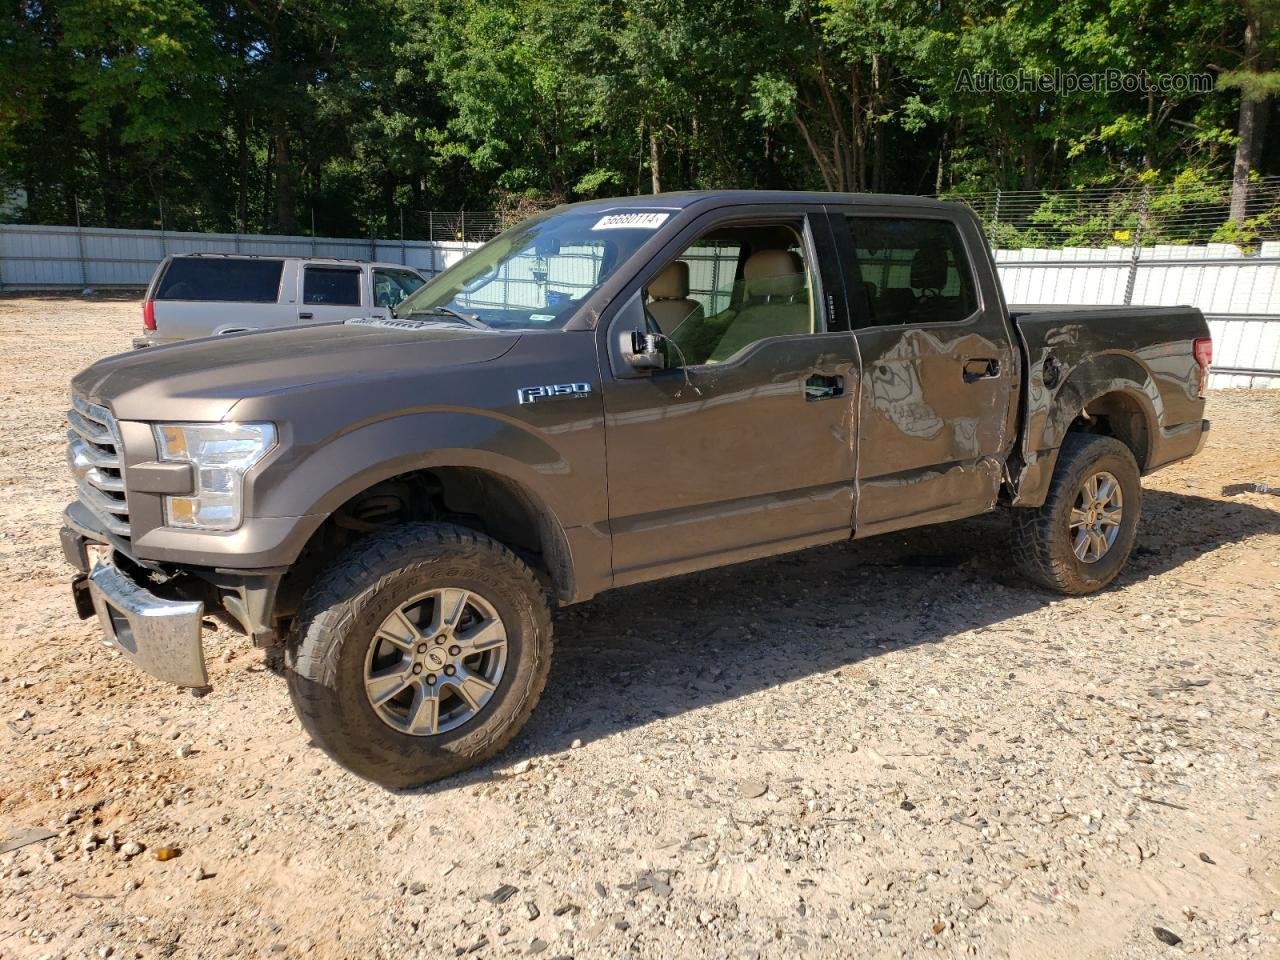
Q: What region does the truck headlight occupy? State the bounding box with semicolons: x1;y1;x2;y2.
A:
152;422;276;531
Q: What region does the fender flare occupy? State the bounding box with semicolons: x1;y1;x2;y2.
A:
1011;352;1161;507
253;411;582;597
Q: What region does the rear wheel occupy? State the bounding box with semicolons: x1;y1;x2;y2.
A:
1010;434;1142;594
286;523;552;788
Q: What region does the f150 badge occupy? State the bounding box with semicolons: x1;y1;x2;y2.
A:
516;382;592;405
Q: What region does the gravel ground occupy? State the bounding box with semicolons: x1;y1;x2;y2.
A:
1;297;1278;960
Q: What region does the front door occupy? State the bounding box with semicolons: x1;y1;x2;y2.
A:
830;209;1018;536
600;209;859;587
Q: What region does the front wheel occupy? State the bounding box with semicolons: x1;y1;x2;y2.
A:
286;523;552;788
1010;434;1142;594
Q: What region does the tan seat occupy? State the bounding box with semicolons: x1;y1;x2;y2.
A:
707;250;811;363
646;261;704;334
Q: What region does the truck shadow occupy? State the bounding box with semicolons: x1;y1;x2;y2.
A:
535;492;1272;741
405;488;1279;793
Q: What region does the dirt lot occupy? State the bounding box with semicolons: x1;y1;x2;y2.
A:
0;297;1277;960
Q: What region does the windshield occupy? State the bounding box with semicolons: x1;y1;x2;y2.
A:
394;207;674;330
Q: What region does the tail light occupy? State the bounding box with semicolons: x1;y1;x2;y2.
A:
1193;337;1212;397
142;299;156;331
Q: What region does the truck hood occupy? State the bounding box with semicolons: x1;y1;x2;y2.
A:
73;323;521;422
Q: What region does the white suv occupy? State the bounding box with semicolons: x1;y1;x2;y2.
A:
134;255;428;347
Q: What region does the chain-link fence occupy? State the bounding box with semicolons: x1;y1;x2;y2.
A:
414;211;504;243
948;177;1280;249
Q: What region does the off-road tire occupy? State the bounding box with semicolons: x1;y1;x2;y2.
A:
286;523;552;789
1010;434;1142;595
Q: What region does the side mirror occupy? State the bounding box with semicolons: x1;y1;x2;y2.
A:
621;330;664;371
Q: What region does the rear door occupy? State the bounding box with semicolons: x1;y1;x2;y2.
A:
299;264;365;323
829;207;1018;536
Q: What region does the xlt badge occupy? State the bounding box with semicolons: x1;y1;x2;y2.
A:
517;382;592;405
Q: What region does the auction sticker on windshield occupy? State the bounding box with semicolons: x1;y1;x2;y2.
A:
591;212;670;231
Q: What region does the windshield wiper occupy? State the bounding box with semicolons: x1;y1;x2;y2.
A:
402;306;489;330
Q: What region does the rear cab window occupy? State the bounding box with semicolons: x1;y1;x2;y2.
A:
845;217;978;327
155;258;284;303
304;267;362;306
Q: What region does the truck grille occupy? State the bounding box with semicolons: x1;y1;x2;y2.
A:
67;394;131;538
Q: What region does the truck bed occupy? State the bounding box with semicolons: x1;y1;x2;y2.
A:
1007;303;1210;503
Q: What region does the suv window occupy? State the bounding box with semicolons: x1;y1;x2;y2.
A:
655;224;813;366
304;267;362;306
846;217;977;327
155;257;283;303
373;268;426;308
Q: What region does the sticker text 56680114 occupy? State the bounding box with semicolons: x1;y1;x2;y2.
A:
590;213;670;231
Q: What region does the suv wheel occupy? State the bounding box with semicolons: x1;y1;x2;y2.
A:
286;523;552;788
1010;434;1142;595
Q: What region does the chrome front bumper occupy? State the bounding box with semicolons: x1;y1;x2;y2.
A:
85;556;208;688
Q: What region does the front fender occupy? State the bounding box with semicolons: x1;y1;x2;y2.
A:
252;409;581;528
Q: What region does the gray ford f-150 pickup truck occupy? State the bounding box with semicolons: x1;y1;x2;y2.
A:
62;191;1211;787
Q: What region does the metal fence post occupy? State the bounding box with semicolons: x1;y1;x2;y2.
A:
991;189;1002;243
400;208;406;265
74;195;88;287
1123;186;1149;306
157;197;168;264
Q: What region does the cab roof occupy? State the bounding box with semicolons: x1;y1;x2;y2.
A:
553;190;963;215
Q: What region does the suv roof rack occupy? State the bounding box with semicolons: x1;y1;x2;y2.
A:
178;252;375;264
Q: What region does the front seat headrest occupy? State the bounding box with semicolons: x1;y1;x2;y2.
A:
744;250;805;299
910;244;948;291
649;260;690;300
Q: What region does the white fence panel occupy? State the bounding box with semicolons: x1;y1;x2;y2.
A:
0;224;480;289
1131;243;1280;314
996;247;1132;305
995;242;1280;313
1207;315;1280;388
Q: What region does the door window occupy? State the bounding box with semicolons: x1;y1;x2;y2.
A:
303;267;362;306
846;217;977;327
652;223;815;366
373;269;426;308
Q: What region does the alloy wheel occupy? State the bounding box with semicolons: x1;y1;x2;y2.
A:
1069;470;1124;563
362;588;508;736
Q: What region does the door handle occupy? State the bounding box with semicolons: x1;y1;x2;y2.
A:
298;311;314;320
805;374;844;400
962;358;1000;382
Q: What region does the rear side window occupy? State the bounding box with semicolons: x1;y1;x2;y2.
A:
304;267;362;306
846;217;978;327
682;242;741;317
155;258;283;303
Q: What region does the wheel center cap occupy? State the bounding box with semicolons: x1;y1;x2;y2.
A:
424;647;449;670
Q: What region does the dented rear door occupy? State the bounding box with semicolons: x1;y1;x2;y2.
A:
829;206;1019;537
